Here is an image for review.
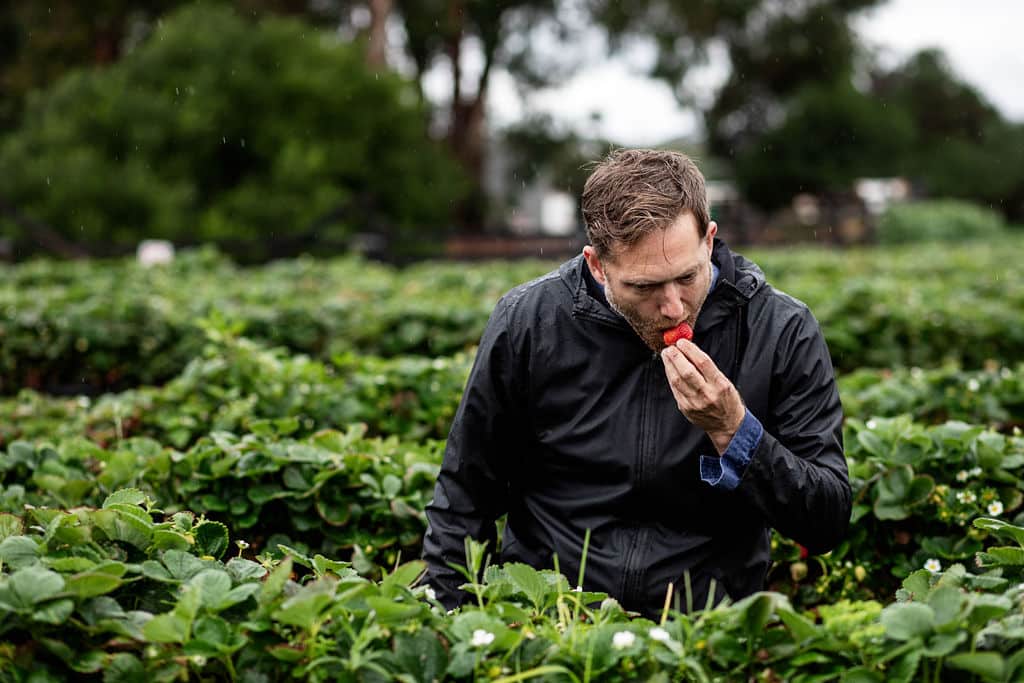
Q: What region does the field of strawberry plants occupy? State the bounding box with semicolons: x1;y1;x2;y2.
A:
3;238;1024;681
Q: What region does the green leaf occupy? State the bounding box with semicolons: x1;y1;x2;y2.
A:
856;429;887;458
32;598;75;624
259;556;292;606
143;613;190;644
365;595;423;625
273;578;335;630
879;602;935;641
102;489;148;508
382;474;402;498
900;570;933;600
877;465;912;499
946;652;1005;680
927;585;964;627
501;562;548;610
888;649;922;683
904;475;934;506
923;631;966;657
92;509;152;549
777;606;820;643
194;521;229;560
217;583;260;611
0;566;65;608
965;594;1012;629
188;569;232;610
394;629;447;683
192;615;234;651
161;550;211;581
738;593;776;638
0;513;23;541
0;536;40;569
282;466;310;491
64;572;124;599
48;557;96;573
311;555;356;579
382;561;427;593
103;653;145;683
225;557;267;583
151;529;192;552
874;502;910;521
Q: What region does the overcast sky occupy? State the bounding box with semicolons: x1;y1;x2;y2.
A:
479;0;1024;146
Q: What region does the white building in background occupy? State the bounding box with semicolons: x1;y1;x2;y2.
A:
855;178;912;215
136;239;175;266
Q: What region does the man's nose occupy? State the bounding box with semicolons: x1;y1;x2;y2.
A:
658;284;686;320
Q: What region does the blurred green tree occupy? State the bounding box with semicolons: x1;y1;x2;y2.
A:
871;49;1023;220
733;81;915;209
0;0;185;131
0;4;467;259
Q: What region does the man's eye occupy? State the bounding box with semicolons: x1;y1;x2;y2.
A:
632;284;653;292
676;276;694;285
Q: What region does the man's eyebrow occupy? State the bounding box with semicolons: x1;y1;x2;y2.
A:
623;266;700;287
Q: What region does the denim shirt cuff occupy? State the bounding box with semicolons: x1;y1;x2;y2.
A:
699;410;764;490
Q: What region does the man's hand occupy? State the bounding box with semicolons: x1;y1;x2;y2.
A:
661;339;746;455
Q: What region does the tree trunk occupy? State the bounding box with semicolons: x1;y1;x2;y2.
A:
444;0;494;232
365;0;392;69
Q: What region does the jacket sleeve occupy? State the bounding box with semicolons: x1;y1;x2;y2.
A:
422;296;525;608
736;307;851;555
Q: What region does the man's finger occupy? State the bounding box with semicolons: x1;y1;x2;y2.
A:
673;339;721;382
661;348;704;397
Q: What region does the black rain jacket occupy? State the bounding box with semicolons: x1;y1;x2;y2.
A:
423;239;851;616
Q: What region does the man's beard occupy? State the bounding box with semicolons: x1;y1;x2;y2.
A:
605;282;710;353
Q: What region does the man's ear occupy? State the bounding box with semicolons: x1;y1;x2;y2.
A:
706;220;718;249
582;245;608;286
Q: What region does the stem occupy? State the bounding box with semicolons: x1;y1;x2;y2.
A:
223;654;237;682
492;666;581;683
577;528;591;589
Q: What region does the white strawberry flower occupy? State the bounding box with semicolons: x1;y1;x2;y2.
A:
988;501;1004;516
470;629;495;647
649;627;672;643
957;490;977;504
955;470;969;482
612;631;637;649
967;379;981;392
925;558;942;574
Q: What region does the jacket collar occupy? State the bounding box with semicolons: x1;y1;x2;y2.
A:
562;238;765;333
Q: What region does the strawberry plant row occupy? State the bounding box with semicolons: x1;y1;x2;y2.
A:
6;329;1024;454
838;363;1024;432
1;327;472;450
3;239;1023;394
3;416;1022;609
1;426;442;578
772;416;1024;608
1;490;1023;681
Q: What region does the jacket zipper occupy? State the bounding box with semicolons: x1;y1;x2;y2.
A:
621;360;657;607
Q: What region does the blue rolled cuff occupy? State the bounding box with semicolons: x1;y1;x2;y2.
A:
699;410;764;490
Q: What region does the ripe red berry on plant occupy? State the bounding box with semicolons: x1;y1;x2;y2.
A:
662;321;694;347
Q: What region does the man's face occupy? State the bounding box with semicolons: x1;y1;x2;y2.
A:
584;213;717;352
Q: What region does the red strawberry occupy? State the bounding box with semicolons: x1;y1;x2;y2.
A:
662;321;693;346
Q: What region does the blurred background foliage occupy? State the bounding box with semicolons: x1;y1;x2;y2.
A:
0;0;1021;260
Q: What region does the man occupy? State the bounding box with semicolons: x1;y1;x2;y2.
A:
423;148;851;616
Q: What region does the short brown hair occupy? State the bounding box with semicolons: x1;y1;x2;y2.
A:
581;148;710;258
